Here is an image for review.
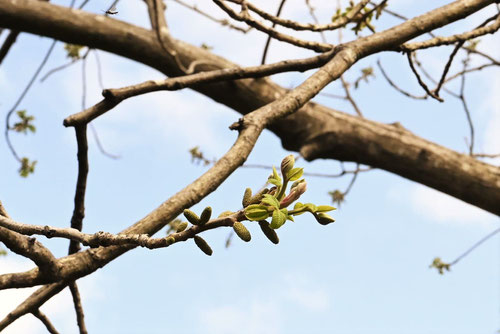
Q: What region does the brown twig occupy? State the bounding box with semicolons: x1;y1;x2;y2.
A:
230;0;370;32
32;309;60;334
170;0;250;33
261;0;286;65
401;13;500;51
69;282;88;334
377;59;427;99
213;0;333;52
406;52;444;102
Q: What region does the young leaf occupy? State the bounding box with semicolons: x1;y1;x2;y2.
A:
270;209;287;229
316;205;336;213
261;194;280;209
286;167;303;181
245;204;270;221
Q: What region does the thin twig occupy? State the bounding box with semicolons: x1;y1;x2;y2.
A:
406;52;443;102
4;40;57;161
449;226;500;266
234;0;371;32
377;59;427;99
170;0;250;33
433;41;464;97
459;55;474;155
69;282;88;334
261;0;286;65
32;309;59;334
213;0;333;52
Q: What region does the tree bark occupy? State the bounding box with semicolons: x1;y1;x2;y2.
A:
0;0;498;215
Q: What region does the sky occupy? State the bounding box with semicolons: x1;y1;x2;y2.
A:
0;0;499;333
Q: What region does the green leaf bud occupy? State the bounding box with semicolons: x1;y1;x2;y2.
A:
199;206;212;225
183;209;201;225
233;222;251;242
242;188;252;207
316;205;336;213
194;236;213;256
261;194;280;209
280;155;295;176
245;204;270;221
166;236;176;246
315;212;335;225
258;221;279;244
218;211;234;218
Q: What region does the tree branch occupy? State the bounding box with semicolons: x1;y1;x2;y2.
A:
0;0;497;214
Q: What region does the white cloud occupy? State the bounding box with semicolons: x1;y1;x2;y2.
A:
409;184;497;227
199;300;282;334
283;274;330;312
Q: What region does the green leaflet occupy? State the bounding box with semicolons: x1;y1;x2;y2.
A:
270;209;287;229
245;204;270;221
261;194;280;209
286;167;303;181
316;205;336;213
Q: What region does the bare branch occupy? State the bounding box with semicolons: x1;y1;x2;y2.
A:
0;201;60;278
402;13;500;51
69;282;88;334
406;52;444;102
213;0;333;52
231;0;371;32
0;282;67;331
63;48;335;126
32;309;60;334
170;0;250;33
260;0;286;65
377;59;427;99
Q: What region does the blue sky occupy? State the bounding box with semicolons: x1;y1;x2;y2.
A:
0;1;499;333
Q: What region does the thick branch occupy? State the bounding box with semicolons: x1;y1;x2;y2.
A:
0;0;498;214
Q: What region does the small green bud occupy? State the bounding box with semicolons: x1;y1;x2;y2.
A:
233;222;251;242
166;236;176;246
194;236;213;256
315;212;335;225
249;188;270;205
242;188;252;207
218;211;234;218
258;221;279;244
199;206;212;225
183;209;201;225
280;155;295;176
176;222;188;232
